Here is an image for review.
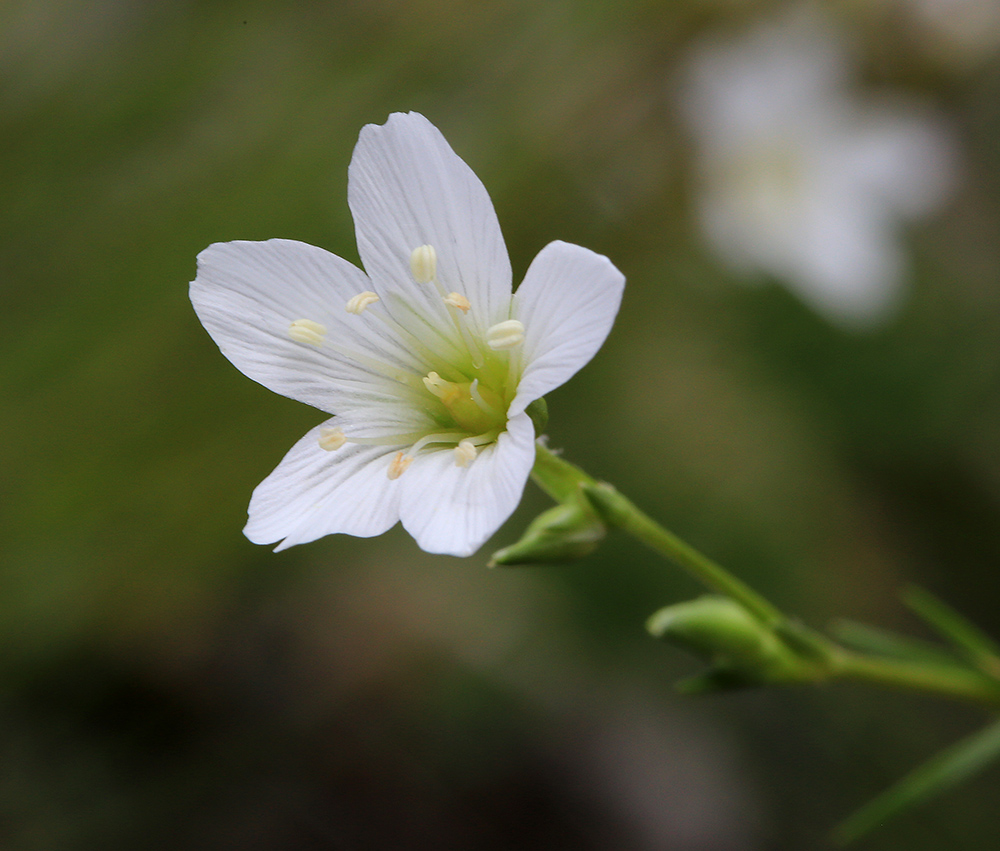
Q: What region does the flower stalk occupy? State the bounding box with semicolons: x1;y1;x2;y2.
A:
528;441;1000;710
532;442;784;627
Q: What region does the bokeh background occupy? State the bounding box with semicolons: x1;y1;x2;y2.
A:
3;0;1000;848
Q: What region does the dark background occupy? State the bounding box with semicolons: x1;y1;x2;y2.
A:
3;1;1000;848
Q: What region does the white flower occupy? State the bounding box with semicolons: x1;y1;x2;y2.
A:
907;0;1000;64
679;8;955;326
190;112;625;556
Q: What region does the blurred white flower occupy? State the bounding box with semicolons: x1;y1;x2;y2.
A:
679;9;956;326
908;0;1000;63
190;112;624;556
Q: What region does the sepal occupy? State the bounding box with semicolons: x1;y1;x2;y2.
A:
525;397;548;437
490;497;605;566
647;596;812;687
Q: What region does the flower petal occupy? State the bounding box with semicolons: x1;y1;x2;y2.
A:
245;418;403;550
398;413;536;556
191;239;424;413
836;108;955;218
789;188;903;323
510;241;625;415
348;112;513;333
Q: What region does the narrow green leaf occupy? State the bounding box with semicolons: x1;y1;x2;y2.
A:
831;619;962;667
903;585;1000;678
832;718;1000;845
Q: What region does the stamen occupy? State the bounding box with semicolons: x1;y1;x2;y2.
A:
343;430;458;447
401;252;486;369
422;371;462;405
443;292;471;313
453;440;477;467
322;339;426;395
485;319;525;350
410;244;437;284
422;373;503;434
345;291;380;314
408;431;466;455
317;427;346;451
387;451;413;480
288;318;327;346
464;431;500;447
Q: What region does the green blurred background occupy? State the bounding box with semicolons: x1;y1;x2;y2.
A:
3;0;1000;848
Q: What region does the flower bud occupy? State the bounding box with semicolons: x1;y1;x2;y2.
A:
647;596;806;687
490;500;605;566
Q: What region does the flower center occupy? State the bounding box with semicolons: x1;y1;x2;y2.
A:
289;243;525;478
422;372;506;434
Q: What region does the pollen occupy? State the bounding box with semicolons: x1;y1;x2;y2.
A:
443;292;471;313
288;318;327;346
453;440;478;467
410;244;437;284
318;426;347;451
345;291;380;314
387;451;413;480
485;319;525;350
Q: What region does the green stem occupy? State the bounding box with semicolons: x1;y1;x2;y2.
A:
533;443;784;628
531;442;1000;709
530;441;598;503
831;651;1000;709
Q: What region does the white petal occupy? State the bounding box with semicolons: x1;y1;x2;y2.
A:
398;413;536;556
330;404;438;442
245;419;403;550
836;107;955;218
510;241;625;416
191;239;423;413
790;192;903;323
348;112;513;334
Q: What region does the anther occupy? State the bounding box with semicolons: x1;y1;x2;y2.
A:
318;426;347;451
485;319;525;350
453;440;478;467
410;244;437;284
422;371;461;405
387;451;413;480
288;318;327;346
443;292;471;313
345;291;380;314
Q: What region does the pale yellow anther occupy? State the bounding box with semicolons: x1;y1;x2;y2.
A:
453;440;478;468
410;244;437;284
485;319;525;350
318;426;347;451
387;451;413;480
345;291;380;314
443;292;471;313
288;318;327;346
422;371;460;404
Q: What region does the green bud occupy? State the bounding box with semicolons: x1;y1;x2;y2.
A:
490;500;605;566
647;596;807;686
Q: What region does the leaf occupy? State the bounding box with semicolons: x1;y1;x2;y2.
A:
832;717;1000;845
831;619;962;667
903;585;1000;678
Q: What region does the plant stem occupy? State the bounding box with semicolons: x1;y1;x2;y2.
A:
532;442;1000;708
831;651;1000;709
533;443;784;627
